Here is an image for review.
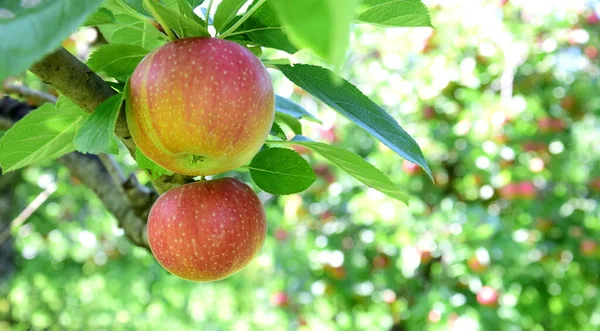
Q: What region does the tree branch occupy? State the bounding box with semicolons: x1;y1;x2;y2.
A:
2;82;58;105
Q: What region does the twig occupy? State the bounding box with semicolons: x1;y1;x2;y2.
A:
98;153;127;185
0;182;57;245
2;82;57;105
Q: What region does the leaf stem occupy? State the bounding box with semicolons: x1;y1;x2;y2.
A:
205;0;214;29
219;0;267;39
143;0;177;41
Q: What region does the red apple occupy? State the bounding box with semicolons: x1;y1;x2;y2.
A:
467;256;488;272
128;37;275;176
423;106;436;119
477;286;499;306
538;117;565;133
270;291;289;307
147;178;267;281
585;46;598;59
403;160;422;175
274;228;288;242
373;254;390;269
499;183;520;200
587;12;599;25
581;240;598;257
519;181;537;199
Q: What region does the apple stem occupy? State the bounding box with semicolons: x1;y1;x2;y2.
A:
205;0;214;29
219;0;267;39
143;0;177;41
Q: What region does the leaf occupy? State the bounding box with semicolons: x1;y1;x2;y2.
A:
161;0;205;25
55;95;89;116
214;0;248;32
135;148;173;179
247;148;316;195
87;44;150;80
356;0;432;27
74;93;124;155
280;136;408;202
268;0;359;67
269;122;287;140
99;14;167;50
276;64;432;179
0;103;88;173
144;0;209;38
276;95;320;123
275;112;302;135
240;1;297;53
0;0;105;81
84;8;115;26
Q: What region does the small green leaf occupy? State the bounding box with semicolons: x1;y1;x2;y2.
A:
0;103;88;173
276;64;432;180
55;96;89;116
135;148;173;179
84;8;115;26
88;44;150;80
161;0;206;25
99;14;168;50
74;93;124;155
276;95;320;123
275;112;302;135
144;0;209;38
214;0;248;33
356;0;432;27
274;137;408;202
269;122;287;140
240;1;297;53
268;0;359;67
0;0;105;81
248;147;315;195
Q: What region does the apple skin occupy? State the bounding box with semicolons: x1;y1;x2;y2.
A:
477;286;499;306
147;178;267;282
128;37;275;176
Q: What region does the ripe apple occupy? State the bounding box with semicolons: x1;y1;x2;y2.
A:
587;12;600;25
403;160;422;175
128;37;275;176
147;178;267;281
270;291;289;307
373;254;390;269
580;239;598;257
519;181;537;199
476;286;499;306
467;256;488;272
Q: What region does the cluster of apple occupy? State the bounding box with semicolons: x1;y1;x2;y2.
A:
127;37;275;282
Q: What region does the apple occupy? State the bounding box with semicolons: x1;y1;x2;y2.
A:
128;37;275;176
499;183;520;200
270;291;289;307
519;181;537;199
581;240;598;257
423;106;436;119
274;228;288;242
403;160;422;175
476;286;499;306
147;178;267;281
538;117;565;133
373;254;390;269
467;256;488;272
587;12;599;25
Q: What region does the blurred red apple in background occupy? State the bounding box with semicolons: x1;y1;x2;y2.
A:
477;286;499;306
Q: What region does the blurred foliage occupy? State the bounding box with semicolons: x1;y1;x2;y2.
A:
3;0;600;330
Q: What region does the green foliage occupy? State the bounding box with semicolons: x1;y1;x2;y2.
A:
0;99;88;173
275;95;320;123
269;0;360;68
144;0;209;38
274;112;302;135
248;147;316;194
356;0;432;27
74;93;124;155
214;0;248;32
98;14;167;50
239;1;298;53
135;148;173;179
276;63;432;179
0;0;105;81
275;136;409;202
87;44;150;80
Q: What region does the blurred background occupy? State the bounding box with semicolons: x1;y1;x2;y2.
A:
2;0;600;330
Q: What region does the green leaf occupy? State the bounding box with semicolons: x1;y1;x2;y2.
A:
276;63;432;179
268;0;359;67
275;112;302;135
275;137;408;202
144;0;209;38
247;148;316;195
356;0;432;27
87;44;150;80
99;14;167;50
135;148;173;179
103;0;147;17
55;95;89;116
276;95;320;123
0;103;88;173
161;0;205;25
269;122;287;140
240;1;297;53
84;8;115;26
74;93;124;155
0;0;105;81
214;0;248;32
